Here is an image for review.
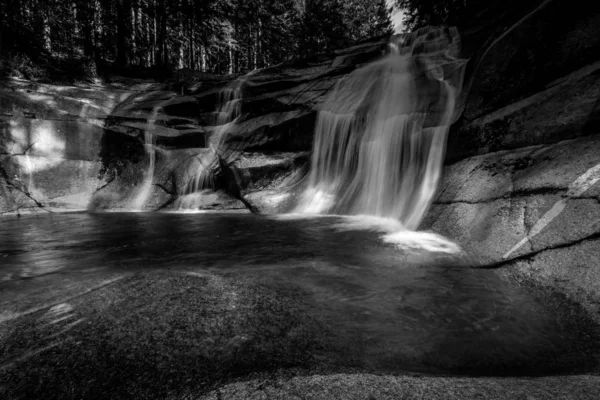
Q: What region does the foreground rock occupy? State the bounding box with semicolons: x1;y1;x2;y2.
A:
1;267;598;400
199;373;600;400
424;106;600;325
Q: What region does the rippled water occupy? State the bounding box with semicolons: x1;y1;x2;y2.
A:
0;212;597;383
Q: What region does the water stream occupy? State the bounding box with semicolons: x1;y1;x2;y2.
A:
130;107;159;210
175;72;255;209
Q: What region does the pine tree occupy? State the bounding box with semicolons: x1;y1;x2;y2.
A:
0;0;397;80
395;0;469;30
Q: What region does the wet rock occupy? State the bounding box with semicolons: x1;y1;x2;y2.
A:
229;152;310;214
448;61;600;162
461;0;600;122
425;134;600;320
199;373;600;400
499;238;600;321
166;190;250;212
1;267;597;400
81;37;388;212
0;79;156;214
0;272;331;400
444;0;600;162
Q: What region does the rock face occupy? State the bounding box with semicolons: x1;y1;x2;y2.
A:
0;80;153;213
2;266;598;400
0;39;389;214
448;0;600;161
199;374;600;400
423;135;600;320
423;0;600;322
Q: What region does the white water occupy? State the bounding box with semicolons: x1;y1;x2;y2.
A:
295;27;467;232
131;107;159;210
176;71;257;209
185;82;244;194
290;27;468;255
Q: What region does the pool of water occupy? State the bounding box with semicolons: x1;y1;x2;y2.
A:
0;212;598;398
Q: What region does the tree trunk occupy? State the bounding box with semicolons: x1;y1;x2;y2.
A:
78;1;95;58
247;26;252;71
116;0;130;67
156;2;167;67
228;37;233;74
152;1;157;66
131;0;138;65
189;18;194;70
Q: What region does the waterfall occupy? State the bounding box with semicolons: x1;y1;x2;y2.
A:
131;107;159;210
186;80;244;194
175;71;257;209
294;27;467;230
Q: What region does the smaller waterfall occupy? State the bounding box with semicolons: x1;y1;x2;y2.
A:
214;84;243;135
24;151;35;195
182;164;215;195
176;71;257;209
177;82;244;199
131;107;159;210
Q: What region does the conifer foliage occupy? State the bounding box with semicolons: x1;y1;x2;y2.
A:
0;0;393;80
395;0;473;30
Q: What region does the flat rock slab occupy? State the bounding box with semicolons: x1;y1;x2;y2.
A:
426;134;600;265
425;134;600;323
200;373;600;400
0;271;327;400
0;267;598;400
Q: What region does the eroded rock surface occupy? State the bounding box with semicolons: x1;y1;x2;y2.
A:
199;373;600;400
424;134;600;321
448;0;600;161
0;39;387;213
414;0;600;326
0;79;158;213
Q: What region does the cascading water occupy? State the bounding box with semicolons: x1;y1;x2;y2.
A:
182;82;244;195
131;107;159;210
175;71;256;209
294;27;467;232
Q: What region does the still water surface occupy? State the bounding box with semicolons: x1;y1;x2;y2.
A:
0;212;597;382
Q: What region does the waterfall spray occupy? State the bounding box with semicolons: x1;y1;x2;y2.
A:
294;27;467;231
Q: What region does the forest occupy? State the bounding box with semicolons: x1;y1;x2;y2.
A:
0;0;533;82
0;0;393;81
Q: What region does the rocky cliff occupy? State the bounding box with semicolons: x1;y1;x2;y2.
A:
0;39;390;215
425;0;600;323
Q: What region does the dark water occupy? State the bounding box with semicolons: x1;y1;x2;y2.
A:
0;212;598;397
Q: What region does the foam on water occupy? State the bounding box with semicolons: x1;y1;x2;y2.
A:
273;214;463;256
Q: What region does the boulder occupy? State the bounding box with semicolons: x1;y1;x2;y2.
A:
424;134;600;321
447;0;600;161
